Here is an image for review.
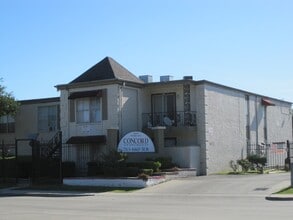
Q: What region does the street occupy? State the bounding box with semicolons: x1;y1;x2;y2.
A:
0;173;292;220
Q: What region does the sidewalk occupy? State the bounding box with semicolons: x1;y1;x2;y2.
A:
265;180;293;201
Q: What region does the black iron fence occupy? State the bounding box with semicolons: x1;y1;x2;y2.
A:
142;111;196;128
0;141;17;183
289;140;293;163
247;142;289;169
0;134;62;185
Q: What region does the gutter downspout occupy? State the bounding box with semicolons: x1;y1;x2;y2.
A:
255;95;258;145
119;85;123;139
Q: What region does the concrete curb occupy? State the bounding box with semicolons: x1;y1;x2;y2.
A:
265;194;293;201
0;188;94;197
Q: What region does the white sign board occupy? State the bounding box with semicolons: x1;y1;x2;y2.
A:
118;131;155;153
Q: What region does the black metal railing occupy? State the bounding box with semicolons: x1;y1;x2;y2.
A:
142;111;196;128
40;131;62;159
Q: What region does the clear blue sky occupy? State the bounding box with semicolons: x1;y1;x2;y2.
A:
1;0;292;102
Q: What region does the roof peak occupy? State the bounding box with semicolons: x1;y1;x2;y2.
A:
69;56;143;84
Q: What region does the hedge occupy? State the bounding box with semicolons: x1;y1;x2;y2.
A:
126;161;161;172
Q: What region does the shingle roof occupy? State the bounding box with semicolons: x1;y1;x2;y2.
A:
70;56;144;84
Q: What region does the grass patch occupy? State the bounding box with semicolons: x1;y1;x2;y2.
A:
218;169;286;175
216;170;260;175
17;184;140;193
275;187;293;194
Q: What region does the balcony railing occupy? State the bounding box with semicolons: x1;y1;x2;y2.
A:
142;111;196;128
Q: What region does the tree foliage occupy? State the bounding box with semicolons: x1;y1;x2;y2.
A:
0;80;19;117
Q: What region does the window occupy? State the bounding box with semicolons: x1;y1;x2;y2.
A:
0;115;15;133
151;93;176;126
38;105;59;132
76;97;101;123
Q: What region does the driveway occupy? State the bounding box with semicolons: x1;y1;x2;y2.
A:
0;173;292;220
136;172;290;196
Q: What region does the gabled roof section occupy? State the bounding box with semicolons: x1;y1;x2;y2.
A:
69;56;144;84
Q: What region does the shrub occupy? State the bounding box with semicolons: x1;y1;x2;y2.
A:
247;154;267;173
237;159;251;172
140;169;153;176
247;155;267;167
0;158;17;178
102;167;140;177
138;173;149;181
146;157;175;169
100;149;128;168
127;161;161;172
151;161;161;172
87;161;99;176
229;160;239;173
123;167;140;177
62;161;75;177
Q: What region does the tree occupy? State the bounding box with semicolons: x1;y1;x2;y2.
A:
0;80;19;117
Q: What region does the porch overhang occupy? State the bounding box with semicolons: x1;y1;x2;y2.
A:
68;90;103;99
66;135;106;144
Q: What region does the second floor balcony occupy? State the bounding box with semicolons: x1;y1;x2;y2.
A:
142;111;196;128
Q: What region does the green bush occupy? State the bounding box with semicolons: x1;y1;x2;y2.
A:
87;162;98;176
237;159;251;172
17;161;32;178
247;154;267;173
123;167;140;177
0;158;17;178
103;167;119;177
229;160;239;173
102;167;140;177
138;173;149;181
127;161;161;172
62;161;75;177
140;169;153;176
100;149;128;168
247;155;267;167
146;157;175;169
40;159;60;178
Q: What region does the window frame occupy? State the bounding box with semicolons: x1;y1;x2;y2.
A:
151;93;176;126
0;115;15;133
38;105;59;132
76;97;101;124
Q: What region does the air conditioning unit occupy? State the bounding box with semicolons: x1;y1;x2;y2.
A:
160;75;173;82
183;76;193;80
139;75;153;83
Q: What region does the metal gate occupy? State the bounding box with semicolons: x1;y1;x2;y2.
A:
0;140;17;184
247;142;289;169
15;131;63;185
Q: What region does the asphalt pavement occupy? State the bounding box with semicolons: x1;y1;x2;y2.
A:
0;173;292;220
0;172;292;199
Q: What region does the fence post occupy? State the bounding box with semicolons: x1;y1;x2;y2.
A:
1;140;5;183
59;131;63;184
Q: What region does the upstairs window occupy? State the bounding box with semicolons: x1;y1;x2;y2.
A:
38;105;59;132
76;97;101;123
151;93;176;126
0;115;15;133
